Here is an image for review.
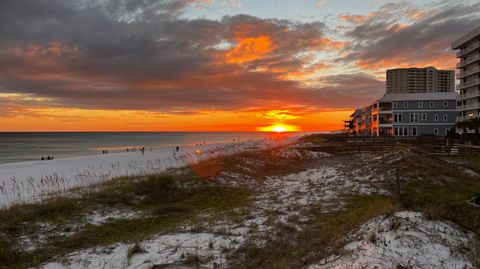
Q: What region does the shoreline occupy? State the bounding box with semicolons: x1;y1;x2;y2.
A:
0;138;293;208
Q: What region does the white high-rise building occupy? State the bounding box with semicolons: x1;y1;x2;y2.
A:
386;67;454;94
452;26;480;121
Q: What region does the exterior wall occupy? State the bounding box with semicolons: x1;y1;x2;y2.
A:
453;26;480;122
386;67;454;94
390;100;456;136
350;93;456;137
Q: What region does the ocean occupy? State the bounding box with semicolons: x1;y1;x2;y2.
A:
0;132;299;164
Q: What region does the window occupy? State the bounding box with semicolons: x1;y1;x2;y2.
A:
421;113;427;121
410;113;419;123
443;115;448;121
394;114;403;123
412;126;417;136
445;128;450;135
430;101;434;108
443;101;448;108
418;101;423;108
394;127;410;136
433;128;439;135
434;114;439;121
403;102;408;108
393;102;397;108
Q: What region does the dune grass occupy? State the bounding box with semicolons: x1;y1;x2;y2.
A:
190;147;319;180
396;152;480;236
228;149;480;269
2;142;480;269
229;195;397;269
0;170;251;269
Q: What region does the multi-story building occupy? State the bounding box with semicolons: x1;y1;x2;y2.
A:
350;92;457;137
374;92;457;137
386;67;455;94
452;26;480;122
349;106;372;136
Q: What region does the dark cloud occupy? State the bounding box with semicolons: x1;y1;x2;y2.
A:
0;0;472;117
0;0;343;114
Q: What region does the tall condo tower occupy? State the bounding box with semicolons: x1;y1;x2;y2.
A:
452;26;480;121
386;67;454;94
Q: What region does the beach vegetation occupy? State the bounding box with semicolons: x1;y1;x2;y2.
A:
0;171;251;269
229;195;397;269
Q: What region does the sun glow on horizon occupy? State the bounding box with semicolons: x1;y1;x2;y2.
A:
273;126;287;133
258;124;299;132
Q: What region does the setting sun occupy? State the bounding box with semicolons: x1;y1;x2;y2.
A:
273;126;287;133
258;124;299;132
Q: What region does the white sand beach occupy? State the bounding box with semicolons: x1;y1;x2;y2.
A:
0;139;285;208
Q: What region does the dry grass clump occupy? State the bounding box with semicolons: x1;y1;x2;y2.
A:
230;195;397;269
190;147;318;181
396;152;480;236
0;171;251;269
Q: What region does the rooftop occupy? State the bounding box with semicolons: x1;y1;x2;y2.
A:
452;25;480;50
377;92;457;102
386;66;452;72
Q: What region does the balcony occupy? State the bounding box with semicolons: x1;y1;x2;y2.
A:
466;102;480;111
458;78;480;90
457;66;480;79
378;104;392;113
457;54;480;68
456;41;480;57
458;89;480;100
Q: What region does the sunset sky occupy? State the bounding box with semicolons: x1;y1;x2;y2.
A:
1;0;480;132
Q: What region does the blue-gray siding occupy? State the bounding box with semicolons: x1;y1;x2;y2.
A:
391;99;456;136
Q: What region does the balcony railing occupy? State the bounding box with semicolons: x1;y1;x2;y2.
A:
457;66;480;79
458;78;480;90
457;54;480;68
456;41;480;57
466;102;480;111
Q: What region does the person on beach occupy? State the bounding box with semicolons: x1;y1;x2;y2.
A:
141;147;145;156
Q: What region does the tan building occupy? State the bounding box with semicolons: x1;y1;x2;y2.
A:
452;26;480;122
386;67;454;94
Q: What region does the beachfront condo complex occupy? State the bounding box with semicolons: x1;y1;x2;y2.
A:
386;67;454;94
350;92;456;137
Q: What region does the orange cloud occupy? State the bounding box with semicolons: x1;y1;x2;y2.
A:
355;54;457;73
226;35;274;64
311;37;346;50
339;14;368;24
258;110;300;120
